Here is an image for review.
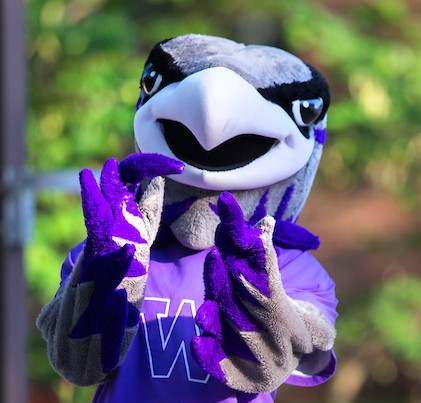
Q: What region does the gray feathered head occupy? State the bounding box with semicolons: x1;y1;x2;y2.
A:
134;34;330;250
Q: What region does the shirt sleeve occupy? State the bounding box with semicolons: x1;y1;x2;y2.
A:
276;247;338;386
59;241;85;286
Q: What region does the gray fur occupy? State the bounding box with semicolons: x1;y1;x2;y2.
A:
215;216;335;393
118;276;147;308
138;176;165;247
266;142;324;222
36;256;139;386
162;34;312;89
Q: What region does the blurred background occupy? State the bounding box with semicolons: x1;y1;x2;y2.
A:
16;0;421;401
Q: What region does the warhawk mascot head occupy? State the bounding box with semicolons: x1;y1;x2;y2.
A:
134;34;329;250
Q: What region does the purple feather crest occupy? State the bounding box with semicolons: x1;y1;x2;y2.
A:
273;220;320;251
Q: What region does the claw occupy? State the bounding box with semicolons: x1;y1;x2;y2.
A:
191;336;226;384
203;248;260;332
217;192;245;229
99;158;126;205
203;247;226;301
118;153;184;184
195;300;222;340
79;168;113;235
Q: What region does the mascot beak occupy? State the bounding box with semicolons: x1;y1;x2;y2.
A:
152;66;299;151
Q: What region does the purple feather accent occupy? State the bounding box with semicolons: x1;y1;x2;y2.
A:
209;202;219;216
135;94;144;111
314;128;327;145
163;196;197;226
273;220;320;251
274;185;295;222
248;190;268;226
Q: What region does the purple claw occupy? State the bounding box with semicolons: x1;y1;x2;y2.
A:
195;300;222;339
203;246;260;333
191;336;227;384
118;153;184;184
80;168;113;235
217;192;245;229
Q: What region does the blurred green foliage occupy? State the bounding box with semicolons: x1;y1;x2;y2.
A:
338;276;421;364
26;0;421;402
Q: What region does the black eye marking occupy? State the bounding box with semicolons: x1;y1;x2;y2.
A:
141;63;163;96
291;98;324;127
136;41;187;109
257;64;330;136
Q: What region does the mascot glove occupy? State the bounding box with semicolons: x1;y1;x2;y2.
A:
69;153;183;374
77;154;184;302
191;192;335;393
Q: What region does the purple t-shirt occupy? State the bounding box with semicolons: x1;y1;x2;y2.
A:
61;242;337;403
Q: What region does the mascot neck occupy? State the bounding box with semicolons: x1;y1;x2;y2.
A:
161;145;322;250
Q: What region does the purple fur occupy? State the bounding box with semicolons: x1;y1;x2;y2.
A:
100;289;135;373
118;153;184;184
195;300;223;340
80;159;147;277
314;128;327;145
203;248;260;332
215;193;270;298
195;301;259;364
272;180;320;250
273;220;320;251
191;336;227;383
220;319;260;363
60;241;85;286
274;185;295;222
163;196;197;226
248;190;268;226
69;245;139;373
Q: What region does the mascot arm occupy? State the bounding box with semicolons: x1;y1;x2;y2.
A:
191;192;336;393
36;153;183;386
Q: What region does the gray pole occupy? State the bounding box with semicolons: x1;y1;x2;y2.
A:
0;0;28;402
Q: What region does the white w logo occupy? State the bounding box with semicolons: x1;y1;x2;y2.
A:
140;297;210;384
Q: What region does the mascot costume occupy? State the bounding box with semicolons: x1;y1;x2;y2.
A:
37;34;338;402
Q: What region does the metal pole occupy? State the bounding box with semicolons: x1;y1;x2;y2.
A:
0;0;28;402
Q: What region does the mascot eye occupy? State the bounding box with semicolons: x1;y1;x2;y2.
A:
141;63;163;96
291;98;324;127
